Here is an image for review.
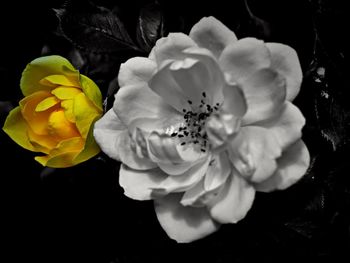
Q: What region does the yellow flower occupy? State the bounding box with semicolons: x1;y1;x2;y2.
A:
3;55;103;168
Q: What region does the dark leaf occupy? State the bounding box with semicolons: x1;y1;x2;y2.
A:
104;75;120;112
136;2;166;53
55;1;142;54
237;0;272;39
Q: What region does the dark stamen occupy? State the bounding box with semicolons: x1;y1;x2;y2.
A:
202;92;206;98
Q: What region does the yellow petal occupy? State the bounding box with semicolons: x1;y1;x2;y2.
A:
35;96;60;112
35;151;80;168
35;137;84;168
74;116;101;164
48;109;80;139
79;74;103;112
27;128;58;153
61;99;75;123
51;86;81;100
20;55;79;96
20;91;54;135
74;93;102;138
40;74;80;88
2;106;35;151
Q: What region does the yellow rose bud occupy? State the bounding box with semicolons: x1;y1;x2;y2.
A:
3;55;103;168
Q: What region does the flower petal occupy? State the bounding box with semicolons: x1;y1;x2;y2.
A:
169;50;225;107
20;91;55;136
180;152;231;207
255;140;310;192
240;68;286;125
119;165;167;200
154;193;220;243
205;112;241;150
148;131;186;164
228;126;282;183
74;117;101;164
51;86;81;100
114;82;181;128
20;55;78;96
209;171;255;224
148;63;191;112
149;33;197;66
27;128;57;153
93;109;126;160
204;152;231;191
152;156;211;194
79;74;103;112
266;43;303;101
48;109;80;139
40;74;79;88
189;16;237;58
74;93;101;138
118;57;157;87
257;102;306;150
35;96;60;112
94;109;156;170
2;106;35;151
61;100;75;123
222;82;247;118
219;38;271;82
35;137;84;168
181;178;225;208
183;47;226;104
35;151;80;168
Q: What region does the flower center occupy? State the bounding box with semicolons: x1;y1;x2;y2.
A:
168;92;221;152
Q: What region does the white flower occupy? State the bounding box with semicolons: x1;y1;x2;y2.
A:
94;16;310;243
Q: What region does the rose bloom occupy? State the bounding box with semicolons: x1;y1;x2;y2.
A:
94;17;310;242
3;55;102;168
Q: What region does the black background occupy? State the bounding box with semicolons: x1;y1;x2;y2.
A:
0;0;349;262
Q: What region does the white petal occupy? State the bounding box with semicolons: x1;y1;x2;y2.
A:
94;109;156;170
219;38;271;82
170;54;224;108
148;131;184;164
148;62;190;112
206;112;241;150
155;194;220;243
150;33;197;66
266;43;303;101
113;83;181;128
152;156;211;194
180;152;231;207
255;140;310;192
222;82;247;118
118;57;157;87
257;101;306;150
183;47;226;104
204;152;231;191
228;126;282;183
93;109;127;161
240;68;287;125
209;170;255;224
189;16;237;58
119;165;167;200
